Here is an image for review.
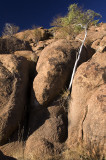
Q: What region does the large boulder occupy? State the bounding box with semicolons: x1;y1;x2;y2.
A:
0;55;29;145
24;100;67;160
33;39;89;105
67;51;106;156
0;36;32;54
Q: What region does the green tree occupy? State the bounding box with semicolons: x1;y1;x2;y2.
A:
51;4;101;36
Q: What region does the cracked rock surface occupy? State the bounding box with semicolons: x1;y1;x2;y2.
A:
0;23;106;159
67;51;106;154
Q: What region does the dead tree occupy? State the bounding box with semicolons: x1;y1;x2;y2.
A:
68;24;88;91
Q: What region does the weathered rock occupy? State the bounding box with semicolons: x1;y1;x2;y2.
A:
14;50;38;80
33;39;89;105
0;24;105;160
67;51;106;156
31;39;56;56
15;28;52;43
0;150;15;160
0;150;7;160
14;50;38;62
0;55;29;145
76;23;106;44
0;36;32;54
24;101;67;160
0;142;24;160
76;23;106;54
91;36;106;52
83;84;106;149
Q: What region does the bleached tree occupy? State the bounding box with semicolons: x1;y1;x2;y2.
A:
68;24;88;90
51;3;101;91
2;23;19;36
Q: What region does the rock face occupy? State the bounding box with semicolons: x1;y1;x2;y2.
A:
91;36;106;52
83;84;106;148
24;100;67;160
0;150;17;160
0;142;24;160
0;23;105;160
15;27;52;43
14;50;37;62
33;39;88;106
0;36;32;54
14;50;38;80
68;51;106;155
31;39;56;56
76;23;106;54
0;55;29;145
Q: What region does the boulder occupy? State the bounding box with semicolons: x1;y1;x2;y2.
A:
0;36;32;54
83;84;106;149
15;28;52;43
24;101;67;160
14;50;37;62
14;50;38;80
67;51;106;156
76;23;106;44
31;39;56;56
76;23;106;55
0;55;29;145
33;39;89;105
0;142;24;160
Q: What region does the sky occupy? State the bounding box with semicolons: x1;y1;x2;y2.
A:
0;0;106;35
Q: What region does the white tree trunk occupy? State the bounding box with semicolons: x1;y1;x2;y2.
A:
68;24;88;91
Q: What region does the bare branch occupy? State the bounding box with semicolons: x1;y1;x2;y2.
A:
76;37;83;42
2;23;19;36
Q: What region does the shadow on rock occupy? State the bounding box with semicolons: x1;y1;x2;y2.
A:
27;89;50;137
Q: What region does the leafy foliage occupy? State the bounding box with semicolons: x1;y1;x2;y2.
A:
51;4;102;38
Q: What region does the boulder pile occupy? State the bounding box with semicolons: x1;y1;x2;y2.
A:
0;23;106;160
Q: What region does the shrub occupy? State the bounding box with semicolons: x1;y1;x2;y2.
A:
2;23;19;36
62;145;106;160
31;26;43;42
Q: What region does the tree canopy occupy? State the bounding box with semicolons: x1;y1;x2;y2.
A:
51;4;102;36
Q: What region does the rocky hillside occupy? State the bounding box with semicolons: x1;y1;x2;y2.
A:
0;23;106;160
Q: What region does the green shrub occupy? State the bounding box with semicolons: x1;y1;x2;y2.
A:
51;3;101;38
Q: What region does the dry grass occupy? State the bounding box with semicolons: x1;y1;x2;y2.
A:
30;145;105;160
58;89;70;114
61;145;106;160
